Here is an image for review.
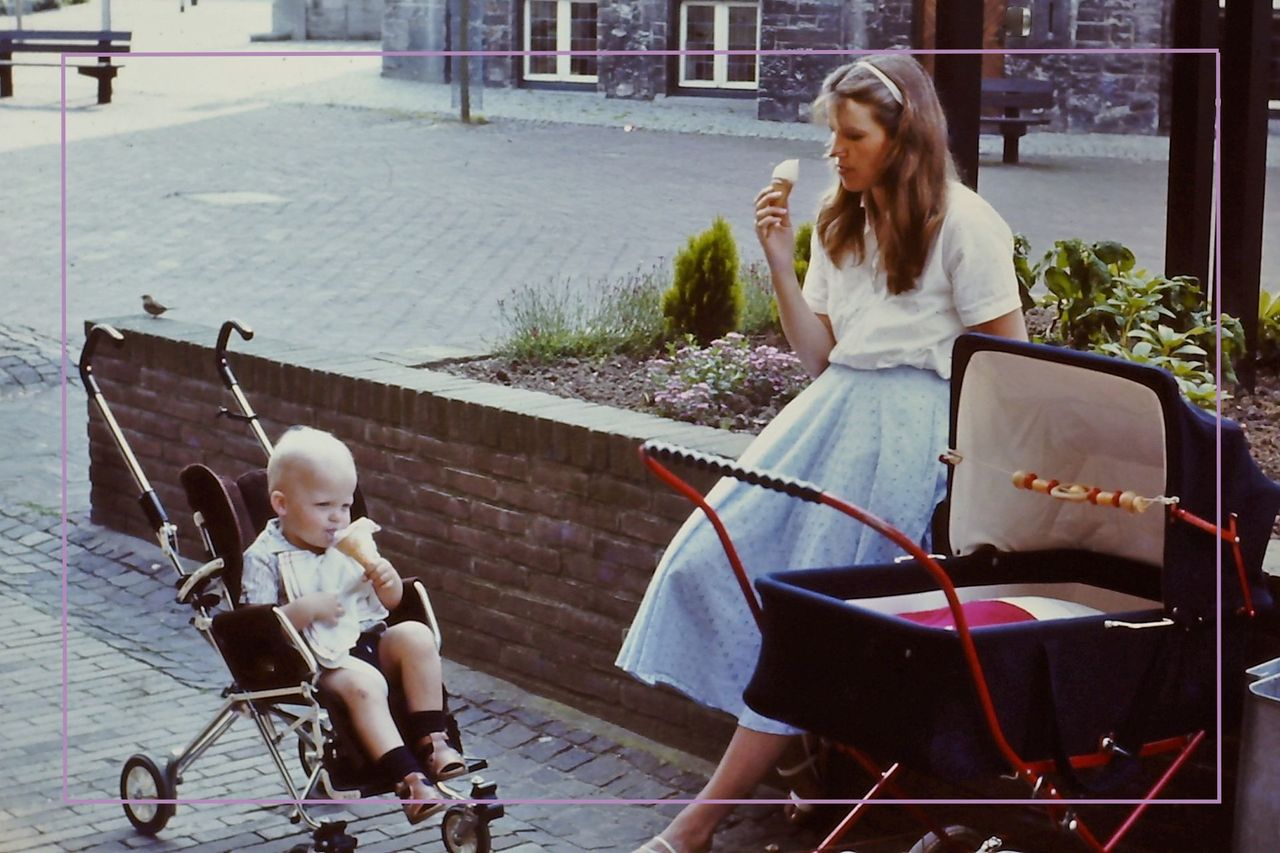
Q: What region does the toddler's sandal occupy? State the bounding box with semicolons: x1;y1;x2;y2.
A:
419;731;466;782
395;771;436;824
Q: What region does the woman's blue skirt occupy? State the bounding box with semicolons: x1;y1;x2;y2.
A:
615;363;950;734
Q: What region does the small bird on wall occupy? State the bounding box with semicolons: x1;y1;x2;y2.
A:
141;294;171;318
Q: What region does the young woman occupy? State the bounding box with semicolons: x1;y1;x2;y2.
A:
618;54;1027;853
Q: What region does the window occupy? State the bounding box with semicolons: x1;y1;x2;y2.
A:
524;0;598;83
678;1;759;90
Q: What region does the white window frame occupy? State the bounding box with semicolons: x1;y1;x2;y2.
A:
678;1;759;90
523;0;599;84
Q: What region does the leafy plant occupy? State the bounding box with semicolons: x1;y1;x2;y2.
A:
1028;237;1242;407
793;221;814;286
662;217;744;346
1259;290;1280;366
495;264;669;362
1012;233;1042;312
646;333;809;431
739;261;779;337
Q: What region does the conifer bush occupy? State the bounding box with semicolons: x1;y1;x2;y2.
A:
662;217;744;346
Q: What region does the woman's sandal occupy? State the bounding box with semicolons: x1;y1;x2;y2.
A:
776;733;829;826
419;730;466;782
636;838;678;853
395;771;436;824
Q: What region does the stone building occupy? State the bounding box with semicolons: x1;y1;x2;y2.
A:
381;0;1192;134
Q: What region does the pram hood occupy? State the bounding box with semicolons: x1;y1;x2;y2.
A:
949;334;1279;619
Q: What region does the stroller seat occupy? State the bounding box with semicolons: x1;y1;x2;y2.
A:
180;462;473;793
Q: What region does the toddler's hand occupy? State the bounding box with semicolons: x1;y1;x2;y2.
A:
365;558;398;591
309;592;344;625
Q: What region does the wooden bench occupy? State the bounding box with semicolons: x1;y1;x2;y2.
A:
980;78;1055;165
0;29;132;105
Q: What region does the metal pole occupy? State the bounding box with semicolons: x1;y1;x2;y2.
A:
103;0;111;31
459;0;471;124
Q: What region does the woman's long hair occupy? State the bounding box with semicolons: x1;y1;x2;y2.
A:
813;55;956;295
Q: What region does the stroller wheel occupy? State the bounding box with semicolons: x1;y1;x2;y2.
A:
296;729;341;799
441;805;492;853
120;753;176;835
908;825;997;853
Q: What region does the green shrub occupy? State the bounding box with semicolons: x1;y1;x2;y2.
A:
739;261;778;336
494;264;669;362
662;217;743;346
1011;233;1042;312
1029;237;1242;408
793;221;814;286
1259;290;1280;366
758;222;816;331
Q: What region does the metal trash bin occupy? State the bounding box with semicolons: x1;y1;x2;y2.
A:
1233;658;1280;852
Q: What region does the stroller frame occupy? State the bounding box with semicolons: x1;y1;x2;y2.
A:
84;322;502;852
636;336;1272;853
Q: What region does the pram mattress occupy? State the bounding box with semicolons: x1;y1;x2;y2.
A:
743;548;1216;781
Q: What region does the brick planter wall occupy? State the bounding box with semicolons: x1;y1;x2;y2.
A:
83;317;753;758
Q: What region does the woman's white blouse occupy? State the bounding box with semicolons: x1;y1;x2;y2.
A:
801;181;1021;379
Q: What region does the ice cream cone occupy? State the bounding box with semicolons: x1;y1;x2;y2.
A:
334;517;382;571
770;158;799;210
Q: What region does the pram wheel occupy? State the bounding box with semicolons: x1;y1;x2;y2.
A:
120;753;176;835
908;825;997;853
440;805;491;853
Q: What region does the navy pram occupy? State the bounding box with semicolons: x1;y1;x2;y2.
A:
641;334;1279;852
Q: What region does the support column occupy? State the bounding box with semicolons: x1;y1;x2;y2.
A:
1219;0;1271;383
1164;0;1216;322
933;0;984;189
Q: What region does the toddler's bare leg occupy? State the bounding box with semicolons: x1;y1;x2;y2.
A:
378;622;444;711
379;623;463;779
321;661;400;758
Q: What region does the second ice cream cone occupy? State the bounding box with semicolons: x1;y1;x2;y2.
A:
334;517;382;571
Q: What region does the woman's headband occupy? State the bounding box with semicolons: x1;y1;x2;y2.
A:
855;60;904;106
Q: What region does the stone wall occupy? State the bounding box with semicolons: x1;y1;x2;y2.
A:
299;0;385;40
383;0;448;81
599;0;669;99
757;0;915;123
83;317;751;758
1005;0;1169;134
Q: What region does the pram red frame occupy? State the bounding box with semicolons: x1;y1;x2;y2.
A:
635;334;1276;853
82;322;501;853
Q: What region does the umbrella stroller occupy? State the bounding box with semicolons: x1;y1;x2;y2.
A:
82;322;501;852
640;333;1279;852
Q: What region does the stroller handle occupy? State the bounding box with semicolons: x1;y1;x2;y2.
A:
215;319;254;387
214;319;273;457
640;441;824;503
78;325;179;557
78;323;124;394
